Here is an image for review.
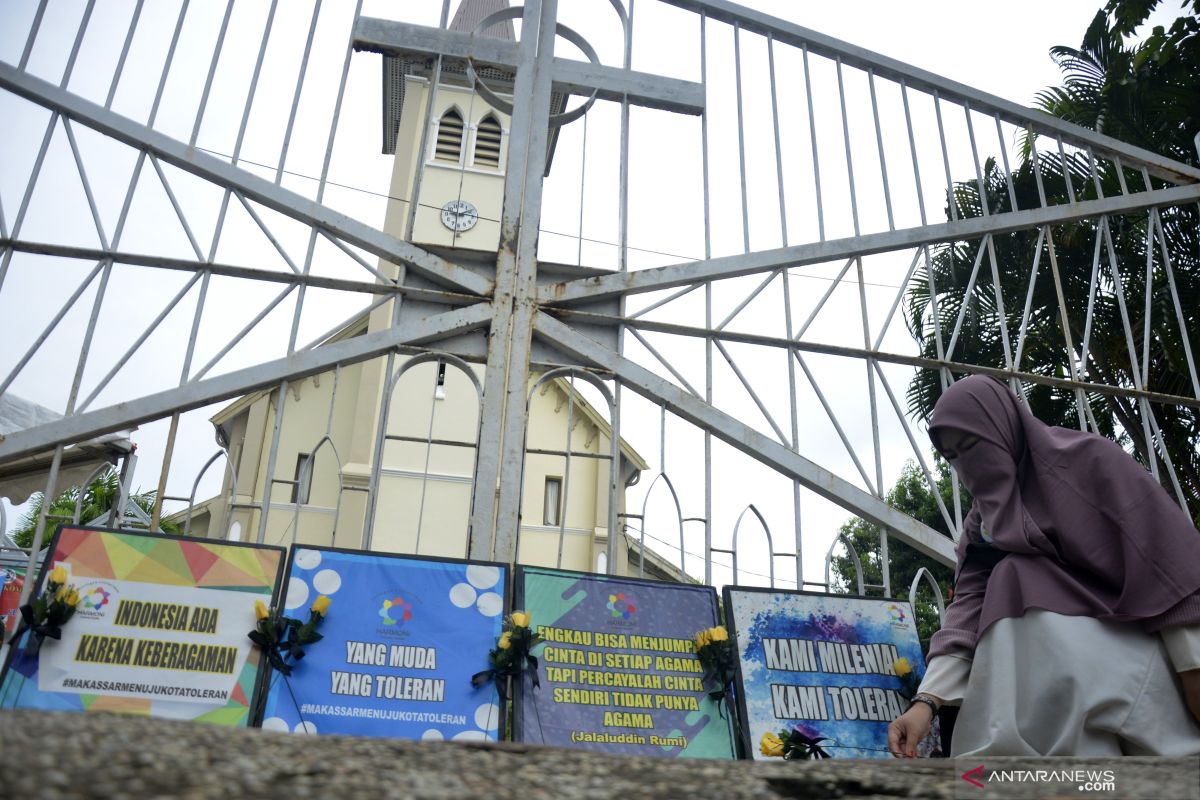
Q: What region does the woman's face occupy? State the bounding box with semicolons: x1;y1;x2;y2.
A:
938;427;1012;497
936;429;980;460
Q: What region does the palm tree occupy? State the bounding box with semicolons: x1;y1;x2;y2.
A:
11;467;179;549
905;8;1200;519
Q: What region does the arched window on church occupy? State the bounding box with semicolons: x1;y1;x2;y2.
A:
434;108;464;163
473;114;503;169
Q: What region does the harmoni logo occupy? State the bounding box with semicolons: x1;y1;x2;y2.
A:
606;592;636;620
378;596;413;627
75;582;116;619
886;603;907;625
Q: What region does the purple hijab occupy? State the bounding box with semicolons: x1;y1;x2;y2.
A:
927;375;1200;659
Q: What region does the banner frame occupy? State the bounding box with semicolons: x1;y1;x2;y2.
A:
722;584;921;760
250;543;511;737
513;564;732;755
0;523;287;721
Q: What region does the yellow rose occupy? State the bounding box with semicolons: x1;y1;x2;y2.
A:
510;611;530;629
893;657;912;678
49;565;68;587
693;630;711;650
760;731;785;757
63;588;80;607
311;595;331;617
708;626;729;642
498;631;512;650
255;599;270;621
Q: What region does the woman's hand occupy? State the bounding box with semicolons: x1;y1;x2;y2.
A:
888;703;934;758
1180;668;1200;723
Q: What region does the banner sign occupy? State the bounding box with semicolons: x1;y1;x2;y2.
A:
256;547;509;741
0;526;284;726
1;568;22;637
724;587;926;759
515;566;736;759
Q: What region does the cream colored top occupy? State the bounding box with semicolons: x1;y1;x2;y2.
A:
919;623;1200;706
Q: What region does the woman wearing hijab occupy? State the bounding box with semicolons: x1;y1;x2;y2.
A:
887;375;1200;757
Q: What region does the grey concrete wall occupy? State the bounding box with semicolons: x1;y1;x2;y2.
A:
0;710;1196;799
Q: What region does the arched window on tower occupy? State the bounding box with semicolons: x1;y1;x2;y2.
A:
473;114;503;169
434;108;464;163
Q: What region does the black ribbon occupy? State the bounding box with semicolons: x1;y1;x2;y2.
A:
247;628;293;676
471;653;540;705
248;615;326;677
472;652;540;705
701;660;737;720
471;668;506;704
788;732;832;760
16;604;62;658
708;687;731;719
281;632;308;664
525;655;539;689
248;631;291;675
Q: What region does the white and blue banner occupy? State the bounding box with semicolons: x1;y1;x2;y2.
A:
724;587;925;759
255;547;508;741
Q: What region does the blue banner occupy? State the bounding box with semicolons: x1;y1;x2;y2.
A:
257;547;508;741
515;566;736;759
724;587;926;759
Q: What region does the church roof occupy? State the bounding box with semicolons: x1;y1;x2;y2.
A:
449;0;515;40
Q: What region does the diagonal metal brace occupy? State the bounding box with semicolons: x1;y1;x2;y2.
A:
0;303;494;463
542;183;1200;305
0;62;493;297
534;312;956;566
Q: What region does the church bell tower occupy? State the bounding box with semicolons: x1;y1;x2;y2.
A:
378;1;518;253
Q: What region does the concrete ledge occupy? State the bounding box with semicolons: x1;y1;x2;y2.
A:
0;710;1196;799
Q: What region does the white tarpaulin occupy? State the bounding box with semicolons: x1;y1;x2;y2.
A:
0;394;134;504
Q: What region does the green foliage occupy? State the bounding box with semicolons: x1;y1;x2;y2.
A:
11;467;179;549
905;5;1200;520
1037;7;1199;165
1105;0;1200;70
830;461;965;652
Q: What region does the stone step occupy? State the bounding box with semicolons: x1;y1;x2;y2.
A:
0;709;1195;799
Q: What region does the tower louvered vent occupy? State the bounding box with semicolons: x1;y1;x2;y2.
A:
474;115;503;168
435;109;464;162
